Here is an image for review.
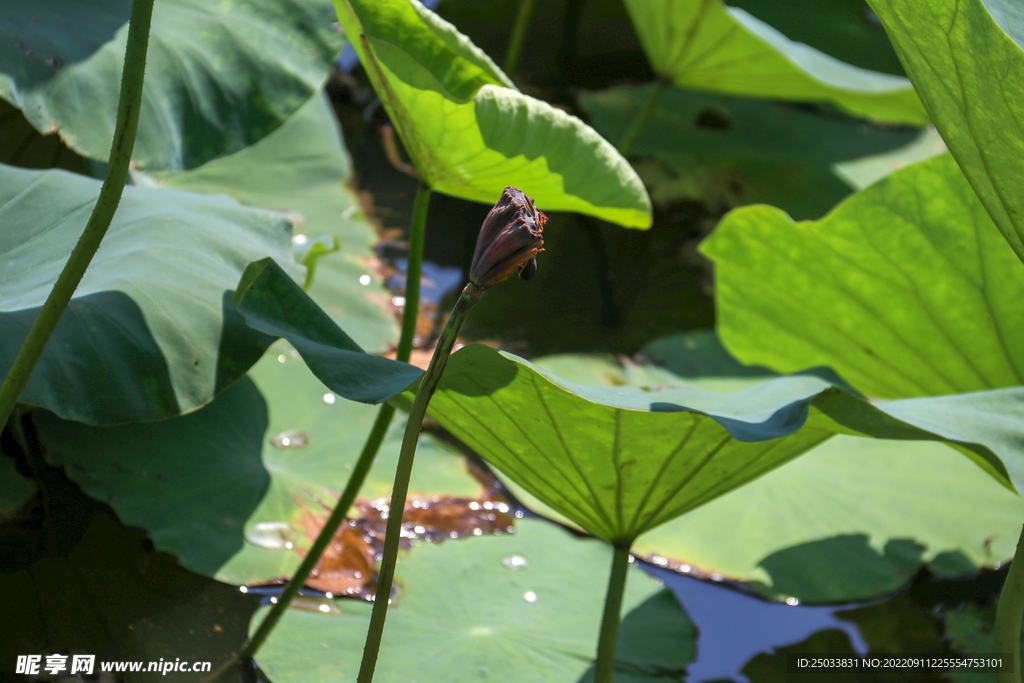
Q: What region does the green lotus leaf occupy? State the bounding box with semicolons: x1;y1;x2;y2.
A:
421;344;1012;545
507;343;1024;603
34;343;483;584
235;258;422;404
701;153;1024;400
0;164;295;425
150;92;398;353
866;0;1024;264
622;0;927;125
255;518;695;683
578;84;921;219
0;0;345;170
332;0;651;228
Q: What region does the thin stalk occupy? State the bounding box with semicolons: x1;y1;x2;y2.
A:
595;543;631;683
357;282;486;683
616;79;668;158
397;184;431;361
996;521;1024;683
504;0;539;76
0;0;155;429
232;183;434;666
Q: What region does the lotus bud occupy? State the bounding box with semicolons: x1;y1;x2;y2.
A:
469;187;546;289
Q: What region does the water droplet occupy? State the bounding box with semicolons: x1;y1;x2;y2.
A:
245;521;298;550
472;528;483;536
319;605;330;612
468;502;481;510
786;597;799;606
271;597;279;604
359;274;371;286
271;430;309;449
711;573;724;582
239;586;249;593
392;296;406;307
277;354;287;363
292;234;309;246
680;564;692;573
322;393;336;405
325;592;334;599
502;555;528;570
522;590;537;603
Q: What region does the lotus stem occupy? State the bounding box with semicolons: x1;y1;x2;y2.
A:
504;0;539;76
617;79;668;158
595;543;631;683
0;0;155;429
398;184;431;361
357;282;485;683
235;184;433;666
995;521;1024;683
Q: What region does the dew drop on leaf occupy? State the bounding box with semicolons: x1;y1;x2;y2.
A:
245;521;298;550
501;555;528;570
270;429;309;449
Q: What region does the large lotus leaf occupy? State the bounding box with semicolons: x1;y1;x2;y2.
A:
33;342;483;584
866;0;1024;264
255;518;695;683
421;344;1012;545
332;0;651;228
0;0;345;171
0;470;260;683
578;84;920;219
150;93;398;353
512;345;1024;603
622;0;927;125
701;153;1024;400
235;258;422;404
0;165;295;425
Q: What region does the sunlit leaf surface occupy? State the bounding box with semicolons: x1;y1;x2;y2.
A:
0;0;345;170
623;0;927;124
867;0;1024;263
702;153;1024;399
255;519;695;683
0;165;295;424
422;345;1012;544
511;341;1024;603
332;0;652;228
152;93;397;353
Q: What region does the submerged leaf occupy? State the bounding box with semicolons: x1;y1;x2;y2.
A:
332;0;652;228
